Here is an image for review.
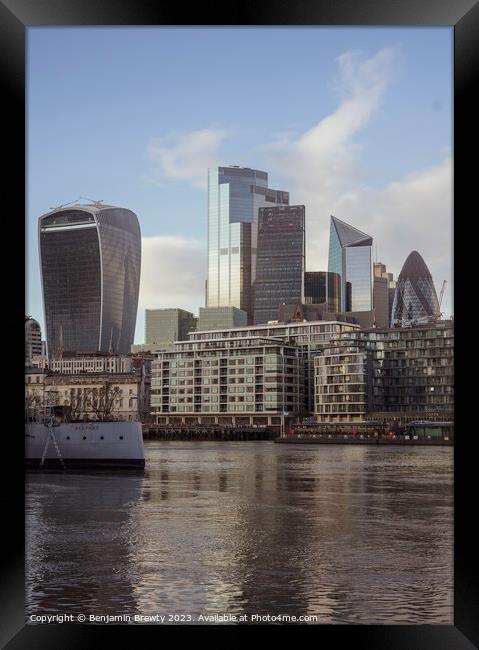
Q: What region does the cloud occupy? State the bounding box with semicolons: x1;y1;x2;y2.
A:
145;127;228;189
261;46;452;316
139;236;206;314
265;47;397;201
336;158;453;315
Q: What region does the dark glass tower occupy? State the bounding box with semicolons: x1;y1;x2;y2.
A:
39;203;141;357
253;205;305;324
304;271;341;312
328;216;373;312
391;251;440;326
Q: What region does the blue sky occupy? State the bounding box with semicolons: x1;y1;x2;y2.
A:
27;27;452;342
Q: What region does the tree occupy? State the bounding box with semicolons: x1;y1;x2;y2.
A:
25;389;43;419
86;381;122;421
64;388;86;421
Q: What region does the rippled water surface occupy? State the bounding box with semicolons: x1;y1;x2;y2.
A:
26;442;453;624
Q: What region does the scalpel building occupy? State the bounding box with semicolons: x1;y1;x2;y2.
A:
39;203;141;358
328;216;373;312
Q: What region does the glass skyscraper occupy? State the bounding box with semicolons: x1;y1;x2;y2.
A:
253;205;305;324
328;216;373;312
304;271;341;312
391;251;440;326
39;203;141;357
206;166;289;321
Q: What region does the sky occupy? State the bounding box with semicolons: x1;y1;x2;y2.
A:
27;27;453;343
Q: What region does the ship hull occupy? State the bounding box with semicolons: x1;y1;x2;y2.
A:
25;421;145;469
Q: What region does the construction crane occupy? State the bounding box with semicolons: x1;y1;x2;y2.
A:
438;280;447;310
437;280;447;319
412;280;448;325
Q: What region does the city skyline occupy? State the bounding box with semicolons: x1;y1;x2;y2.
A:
27;27;453;341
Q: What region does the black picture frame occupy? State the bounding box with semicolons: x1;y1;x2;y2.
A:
3;0;477;647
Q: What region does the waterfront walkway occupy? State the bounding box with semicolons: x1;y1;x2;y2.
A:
275;434;452;446
143;425;275;441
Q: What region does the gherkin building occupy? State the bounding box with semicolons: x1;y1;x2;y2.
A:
391;251;440;326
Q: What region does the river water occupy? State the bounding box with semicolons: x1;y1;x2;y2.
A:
26;442;453;624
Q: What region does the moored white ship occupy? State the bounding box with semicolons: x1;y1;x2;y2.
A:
25;419;145;469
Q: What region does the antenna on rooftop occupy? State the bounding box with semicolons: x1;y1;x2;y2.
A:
79;196;104;206
49;197;82;210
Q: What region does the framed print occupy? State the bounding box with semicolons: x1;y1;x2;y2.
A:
2;0;478;647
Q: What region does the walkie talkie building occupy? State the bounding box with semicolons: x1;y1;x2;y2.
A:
39;203;141;358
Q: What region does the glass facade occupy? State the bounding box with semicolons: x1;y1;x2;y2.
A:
150;320;360;424
39;205;141;358
315;321;453;422
391;251;440;326
304;272;341;312
207;166;289;321
345;246;372;312
314;343;371;421
328;216;373;312
145;309;197;348
150;337;304;422
253;205;305;324
198;306;248;331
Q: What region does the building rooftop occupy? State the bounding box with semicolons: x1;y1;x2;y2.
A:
42;202;116;215
331;215;373;247
398;250;434;281
189;320;359;338
172;335;289;346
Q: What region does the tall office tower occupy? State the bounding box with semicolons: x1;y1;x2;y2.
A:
328;216;373;312
206;166;289;321
253;205;305;324
373;262;396;328
25;316;42;363
39;203;141;358
304;271;341;312
391;251;440;327
145;308;197;349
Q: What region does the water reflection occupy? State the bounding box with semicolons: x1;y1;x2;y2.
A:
26;443;453;623
26;470;144;617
